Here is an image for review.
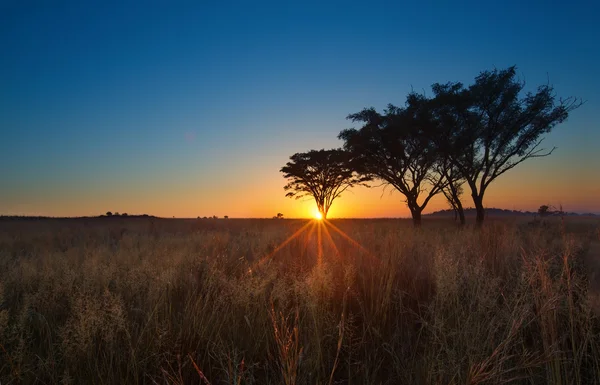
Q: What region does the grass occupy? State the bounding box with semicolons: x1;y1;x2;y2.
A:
1;216;599;384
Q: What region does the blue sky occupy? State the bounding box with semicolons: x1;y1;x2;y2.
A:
1;0;598;217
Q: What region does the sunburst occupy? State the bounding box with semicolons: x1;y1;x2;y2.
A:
246;218;379;275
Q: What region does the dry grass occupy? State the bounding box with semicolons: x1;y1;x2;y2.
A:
1;216;599;384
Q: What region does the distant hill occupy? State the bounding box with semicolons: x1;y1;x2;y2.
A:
425;208;598;218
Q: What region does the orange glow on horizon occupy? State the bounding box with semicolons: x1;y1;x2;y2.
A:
2;161;598;218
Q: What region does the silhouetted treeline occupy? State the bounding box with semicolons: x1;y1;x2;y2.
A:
0;214;155;221
281;66;581;227
100;213;153;218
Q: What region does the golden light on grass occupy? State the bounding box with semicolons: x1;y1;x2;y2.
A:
245;215;371;274
1;217;599;383
250;220;315;271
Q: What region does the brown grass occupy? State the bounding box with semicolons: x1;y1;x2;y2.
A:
0;216;599;384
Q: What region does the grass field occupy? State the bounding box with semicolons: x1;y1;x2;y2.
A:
1;217;599;384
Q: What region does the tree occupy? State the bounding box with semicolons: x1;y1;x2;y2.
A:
428;67;581;226
280;149;368;219
340;95;446;227
275;213;284;219
106;211;112;217
538;205;551;217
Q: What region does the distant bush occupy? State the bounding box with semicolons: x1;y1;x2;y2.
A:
538;205;552;217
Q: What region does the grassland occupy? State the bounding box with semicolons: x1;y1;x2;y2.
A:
1;216;599;384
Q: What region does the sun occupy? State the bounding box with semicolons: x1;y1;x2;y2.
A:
313;211;323;220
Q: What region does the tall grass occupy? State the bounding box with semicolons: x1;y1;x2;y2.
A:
0;217;599;384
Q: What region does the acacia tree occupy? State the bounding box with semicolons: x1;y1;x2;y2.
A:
280;149;368;219
428;67;581;226
339;95;446;227
538;205;552;217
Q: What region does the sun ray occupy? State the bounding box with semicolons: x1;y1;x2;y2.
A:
323;220;381;265
300;220;317;258
247;218;378;276
249;220;314;273
320;221;341;258
317;221;323;266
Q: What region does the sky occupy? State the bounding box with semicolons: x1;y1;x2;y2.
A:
1;0;598;218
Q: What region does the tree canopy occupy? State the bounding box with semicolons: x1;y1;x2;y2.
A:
538;205;552;217
339;94;446;226
427;66;581;225
280;149;369;219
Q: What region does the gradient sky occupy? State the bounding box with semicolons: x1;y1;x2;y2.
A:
1;0;598;218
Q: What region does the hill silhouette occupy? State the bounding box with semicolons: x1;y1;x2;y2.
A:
425;208;598;218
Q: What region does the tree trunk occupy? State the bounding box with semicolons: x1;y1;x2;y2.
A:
455;198;465;226
410;208;422;228
473;195;485;227
321;208;328;220
317;201;328;219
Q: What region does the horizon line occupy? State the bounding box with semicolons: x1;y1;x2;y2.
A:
2;209;599;220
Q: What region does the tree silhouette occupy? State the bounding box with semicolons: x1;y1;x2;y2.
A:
106;211;112;217
340;95;446;227
538;205;551;217
280;149;368;219
428;67;581;226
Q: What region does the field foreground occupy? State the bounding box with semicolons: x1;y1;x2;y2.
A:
1;217;600;384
